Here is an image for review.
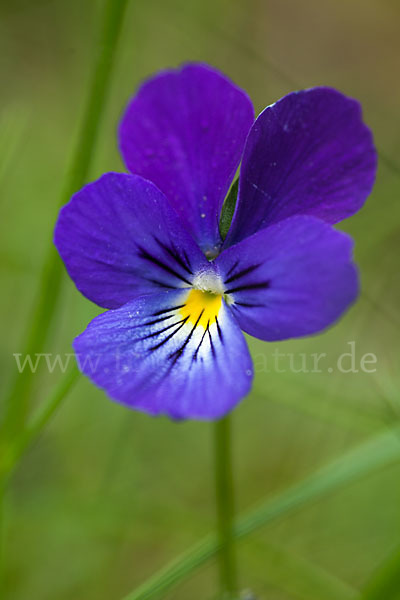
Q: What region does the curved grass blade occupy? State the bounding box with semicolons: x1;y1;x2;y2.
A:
245;539;357;600
122;426;400;600
360;546;400;599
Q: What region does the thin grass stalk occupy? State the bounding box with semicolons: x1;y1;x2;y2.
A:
214;415;238;598
1;0;129;438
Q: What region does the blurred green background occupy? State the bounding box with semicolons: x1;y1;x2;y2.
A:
1;0;400;598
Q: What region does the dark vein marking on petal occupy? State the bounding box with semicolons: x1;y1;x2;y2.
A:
234;301;265;308
145;277;180;290
153;237;193;276
224;263;261;285
130;313;175;330
193;320;210;362
225;281;271;295
225;259;240;278
215;316;223;343
148;318;189;351
182;249;192;272
137;245;192;285
168;310;204;364
144;314;175;327
208;327;216;358
152;304;186;316
140;317;188;341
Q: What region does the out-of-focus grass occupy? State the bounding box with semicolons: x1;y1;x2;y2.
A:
0;105;29;192
1;0;400;599
120;426;400;600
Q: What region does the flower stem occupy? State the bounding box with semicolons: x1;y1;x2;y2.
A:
1;0;129;438
214;414;238;599
0;482;4;594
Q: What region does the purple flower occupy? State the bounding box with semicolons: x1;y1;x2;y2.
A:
54;63;377;420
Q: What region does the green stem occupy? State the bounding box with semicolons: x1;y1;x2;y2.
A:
1;0;129;437
214;415;238;599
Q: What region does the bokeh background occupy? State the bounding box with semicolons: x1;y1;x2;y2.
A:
1;0;400;598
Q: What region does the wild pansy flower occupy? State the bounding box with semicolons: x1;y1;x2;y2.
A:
54;63;376;420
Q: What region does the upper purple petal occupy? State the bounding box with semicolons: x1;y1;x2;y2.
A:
216;216;359;341
54;172;209;309
74;289;253;420
119;63;254;254
224;87;377;247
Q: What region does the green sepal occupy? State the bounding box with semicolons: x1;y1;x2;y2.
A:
219;178;239;241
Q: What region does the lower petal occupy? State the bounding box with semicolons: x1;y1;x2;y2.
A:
216;216;359;341
74;290;253;420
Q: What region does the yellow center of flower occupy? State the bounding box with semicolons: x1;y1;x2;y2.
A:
180;289;222;328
